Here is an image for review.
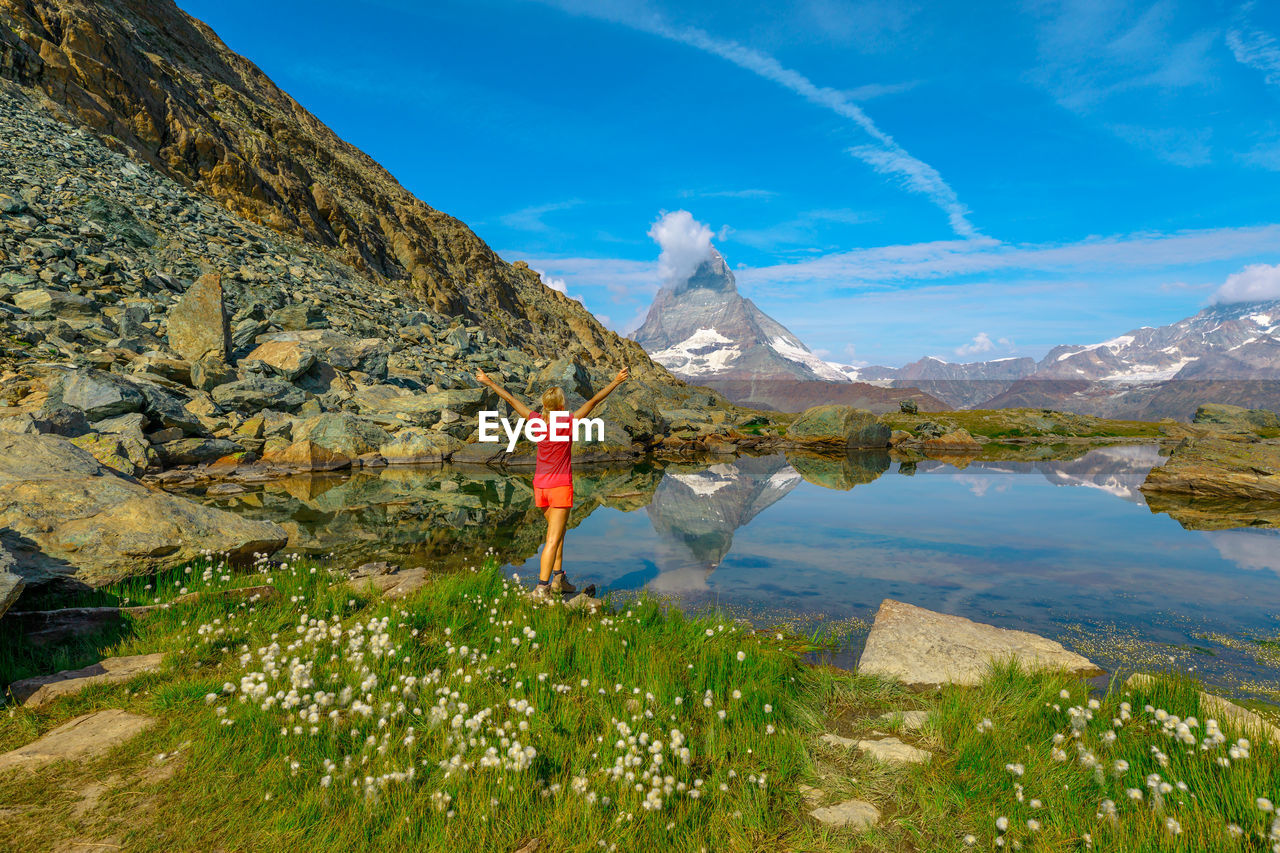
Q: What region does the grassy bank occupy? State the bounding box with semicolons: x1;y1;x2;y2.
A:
2;559;1278;851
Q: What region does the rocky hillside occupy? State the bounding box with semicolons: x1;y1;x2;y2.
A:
0;78;781;587
0;0;650;367
633;248;848;382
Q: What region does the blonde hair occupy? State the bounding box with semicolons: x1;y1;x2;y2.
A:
541;386;566;413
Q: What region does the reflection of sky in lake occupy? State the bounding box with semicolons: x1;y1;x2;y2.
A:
506;446;1280;695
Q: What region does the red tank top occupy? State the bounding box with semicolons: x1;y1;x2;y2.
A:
530;411;573;489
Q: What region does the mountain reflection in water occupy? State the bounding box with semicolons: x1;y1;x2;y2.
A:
189;444;1280;700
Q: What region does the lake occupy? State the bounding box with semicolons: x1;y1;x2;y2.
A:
184;445;1280;702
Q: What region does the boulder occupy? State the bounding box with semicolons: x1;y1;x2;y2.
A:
244;339;316;381
293;412;392;458
538;359;593;399
809;799;880;830
166;272;229;363
70;432;146;477
0;542;22;617
923;429;982;453
0;433;287;586
786;405;890;448
60;370;145;420
34;402;90;437
0;710;155;773
156;437;242;467
211;378;306;413
261;439;352;471
92;412;148;435
1141;438;1280;503
857;599;1103;687
1193;403;1280;432
189;355;237;391
9;653;165;707
379;428;463;464
136;383;204;435
12;289;99;321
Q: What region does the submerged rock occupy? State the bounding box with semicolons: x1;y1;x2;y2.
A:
857;599;1103;687
0;433;287;586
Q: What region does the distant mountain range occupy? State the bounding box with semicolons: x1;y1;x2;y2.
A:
632;245;1280;419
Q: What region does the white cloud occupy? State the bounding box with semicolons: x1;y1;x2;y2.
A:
534;0;980;238
1227;3;1280;88
955;332;995;356
1211;262;1280;303
647;210;716;288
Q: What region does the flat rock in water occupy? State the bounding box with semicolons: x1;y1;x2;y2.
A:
0;710;155;773
857;599;1103;687
10;653;165;707
809;798;880;829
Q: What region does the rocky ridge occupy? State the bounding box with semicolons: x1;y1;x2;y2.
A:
0;0;648;365
0;80;791;587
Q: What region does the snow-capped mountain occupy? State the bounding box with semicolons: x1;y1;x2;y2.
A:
632;248;849;382
849;300;1280;415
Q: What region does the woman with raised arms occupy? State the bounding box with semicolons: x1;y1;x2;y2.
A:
475;366;629;598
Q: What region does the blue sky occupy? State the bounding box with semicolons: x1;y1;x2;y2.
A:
179;0;1280;366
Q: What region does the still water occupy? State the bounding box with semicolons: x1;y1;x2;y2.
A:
188;445;1280;700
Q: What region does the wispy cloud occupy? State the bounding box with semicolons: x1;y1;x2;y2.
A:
1227;2;1280;87
532;0;981;238
499;199;584;233
734;223;1280;291
678;188;778;200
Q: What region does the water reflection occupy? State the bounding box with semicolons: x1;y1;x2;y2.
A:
185;445;1280;700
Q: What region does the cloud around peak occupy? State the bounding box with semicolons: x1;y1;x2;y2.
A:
1211;262;1280;304
648;210;716;288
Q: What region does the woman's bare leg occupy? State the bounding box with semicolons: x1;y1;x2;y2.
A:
539;507;569;584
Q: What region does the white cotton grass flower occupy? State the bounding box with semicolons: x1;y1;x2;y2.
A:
995;816;1009;832
736;651;746;662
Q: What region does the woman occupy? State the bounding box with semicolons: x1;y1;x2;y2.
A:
475;365;629;598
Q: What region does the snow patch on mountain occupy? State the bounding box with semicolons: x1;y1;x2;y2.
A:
767;336;850;381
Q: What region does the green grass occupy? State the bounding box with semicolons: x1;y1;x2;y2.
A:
882;409;1165;440
2;559;1277;851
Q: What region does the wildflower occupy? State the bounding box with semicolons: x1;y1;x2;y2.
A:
1164;817;1182;835
1261;798;1276;813
1027;819;1041;832
995;817;1009;832
764;704;772;714
736;651;746;662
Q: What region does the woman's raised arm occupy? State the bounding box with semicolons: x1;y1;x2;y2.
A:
476;369;533;419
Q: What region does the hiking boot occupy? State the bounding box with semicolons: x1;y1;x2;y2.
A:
551;571;576;594
531;583;553;601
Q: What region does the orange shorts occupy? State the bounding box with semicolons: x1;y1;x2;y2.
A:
533;485;574;508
